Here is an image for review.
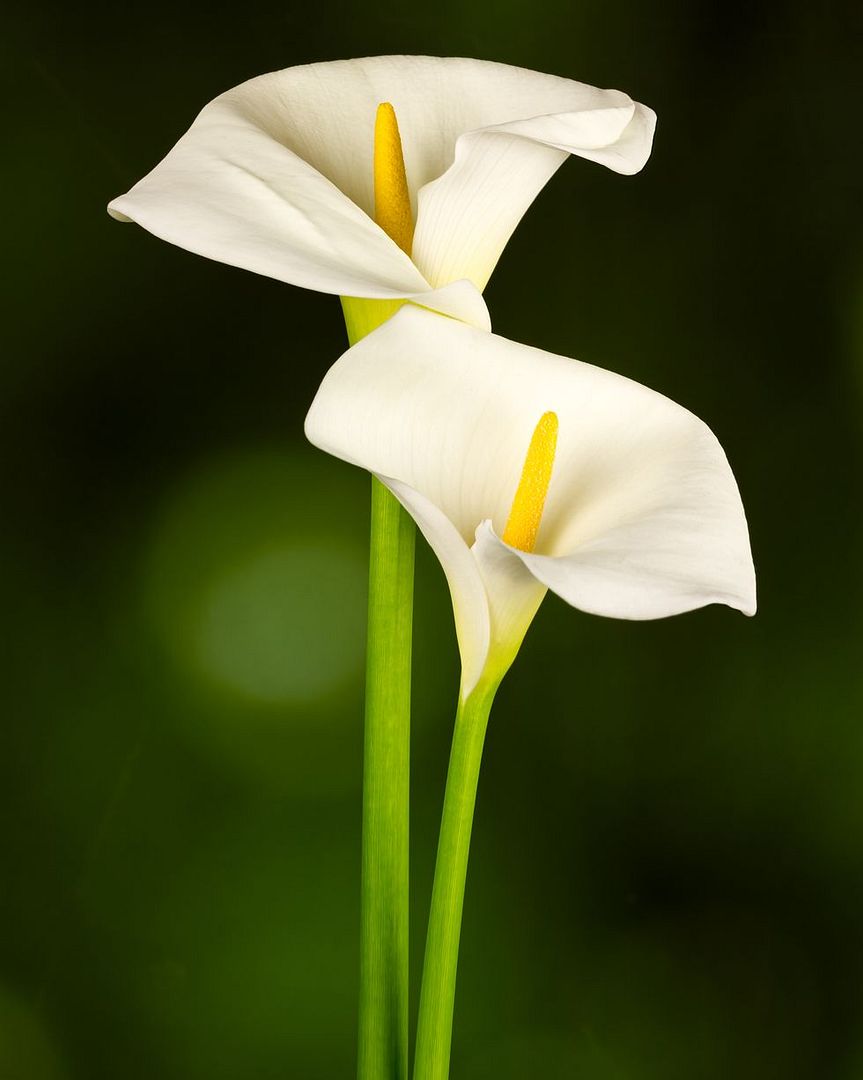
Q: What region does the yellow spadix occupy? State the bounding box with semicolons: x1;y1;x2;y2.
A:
503;412;559;553
374;102;413;255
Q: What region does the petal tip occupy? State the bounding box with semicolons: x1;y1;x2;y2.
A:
738;582;758;618
107;199;132;223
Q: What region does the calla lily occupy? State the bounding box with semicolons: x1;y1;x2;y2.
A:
305;305;756;696
108;56;656;328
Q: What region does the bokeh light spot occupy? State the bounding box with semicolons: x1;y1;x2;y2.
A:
194;542;366;704
0;985;68;1080
145;447;368;710
141;447;370;791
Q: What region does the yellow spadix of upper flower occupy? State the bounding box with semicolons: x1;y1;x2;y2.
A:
503;412;559;553
374;103;413;255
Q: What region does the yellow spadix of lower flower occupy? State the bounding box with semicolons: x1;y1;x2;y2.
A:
503;412;559;553
374;103;413;255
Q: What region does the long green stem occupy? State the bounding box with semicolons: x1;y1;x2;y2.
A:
413;678;500;1080
343;296;415;1080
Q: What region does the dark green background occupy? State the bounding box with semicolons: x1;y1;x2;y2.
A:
3;1;862;1077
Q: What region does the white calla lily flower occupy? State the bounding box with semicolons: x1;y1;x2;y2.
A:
305;306;756;697
108;55;655;329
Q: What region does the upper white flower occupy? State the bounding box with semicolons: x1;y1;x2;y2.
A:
305;306;756;696
108;55;656;329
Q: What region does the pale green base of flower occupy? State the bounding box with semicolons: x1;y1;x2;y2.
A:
342;296;405;343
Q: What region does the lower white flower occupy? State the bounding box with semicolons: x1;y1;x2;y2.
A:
305;305;756;697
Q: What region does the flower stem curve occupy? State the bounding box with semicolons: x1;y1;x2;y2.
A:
413;677;500;1080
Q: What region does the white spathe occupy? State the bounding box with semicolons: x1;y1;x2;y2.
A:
108;56;656;328
305;306;756;696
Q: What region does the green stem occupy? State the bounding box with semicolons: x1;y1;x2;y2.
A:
413;678;500;1080
342;296;415;1080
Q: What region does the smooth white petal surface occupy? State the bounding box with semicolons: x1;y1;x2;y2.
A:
305;306;756;639
109;56;654;306
108;90;430;302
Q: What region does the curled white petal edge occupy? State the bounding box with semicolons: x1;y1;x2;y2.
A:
379;476;492;696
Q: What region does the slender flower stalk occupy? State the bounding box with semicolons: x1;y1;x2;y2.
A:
347;104;415;1080
413;676;499;1080
357;473;413;1080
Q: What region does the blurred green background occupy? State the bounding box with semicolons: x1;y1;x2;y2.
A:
3;1;863;1077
